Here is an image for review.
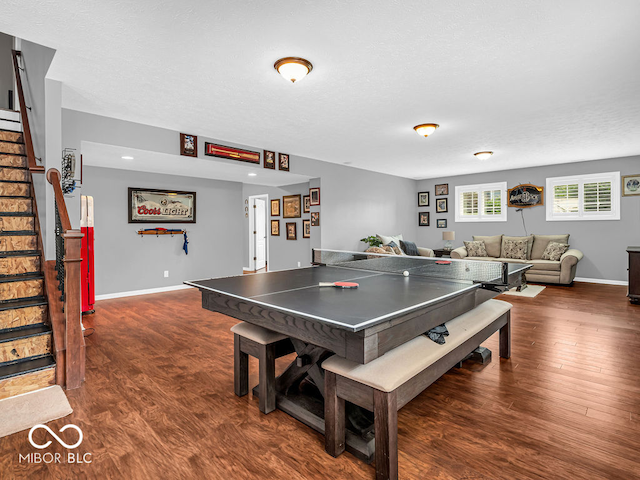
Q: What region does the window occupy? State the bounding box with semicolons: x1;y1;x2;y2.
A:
455;182;507;222
546;171;620;221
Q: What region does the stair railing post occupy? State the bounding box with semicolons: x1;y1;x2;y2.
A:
63;230;84;389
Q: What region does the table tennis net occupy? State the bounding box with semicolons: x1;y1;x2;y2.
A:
312;249;506;284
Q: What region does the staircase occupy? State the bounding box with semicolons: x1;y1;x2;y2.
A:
0;110;55;400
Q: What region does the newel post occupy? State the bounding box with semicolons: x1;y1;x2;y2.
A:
64;229;85;389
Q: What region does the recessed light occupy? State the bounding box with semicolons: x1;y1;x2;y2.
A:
474;151;494;161
248;172;257;177
413;124;439;137
121;155;134;160
274;57;313;83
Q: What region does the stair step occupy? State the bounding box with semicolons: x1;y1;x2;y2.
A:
0;354;55;381
0;141;25;156
0;302;47;331
0;167;28;182
0;197;32;214
0;131;24;144
0;324;51;364
0;297;47;311
0;233;38;253
0;251;39;258
0;359;55;400
0;253;40;278
0;216;35;233
0;324;51;343
0;110;20;122
0;212;34;217
0;274;44;303
0;154;28;168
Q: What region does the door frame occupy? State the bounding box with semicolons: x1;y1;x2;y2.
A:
248;194;269;272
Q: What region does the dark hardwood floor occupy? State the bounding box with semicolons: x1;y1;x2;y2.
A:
1;282;639;479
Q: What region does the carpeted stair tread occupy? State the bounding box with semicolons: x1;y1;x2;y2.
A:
0;324;51;343
0;297;47;312
0;273;43;284
0;355;55;381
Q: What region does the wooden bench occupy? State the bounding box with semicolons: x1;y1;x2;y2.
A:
322;299;513;480
231;322;294;414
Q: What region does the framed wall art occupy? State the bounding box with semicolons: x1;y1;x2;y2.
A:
309;187;320;206
271;199;280;216
622;174;640;196
128;188;196;223
205;142;260;164
303;195;311;213
436;198;448;213
303;219;311;238
311;212;320;226
279;153;290;171
435;184;449;196
264;150;276;169
286;222;297;240
283;194;301;218
271;220;280;236
180;133;197;157
418;211;430;226
418;191;429;207
437;219;447;228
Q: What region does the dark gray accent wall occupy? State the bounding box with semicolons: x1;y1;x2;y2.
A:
416;155;640;281
82;166;243;295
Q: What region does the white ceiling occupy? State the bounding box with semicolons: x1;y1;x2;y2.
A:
81;142;312;187
2;1;640;180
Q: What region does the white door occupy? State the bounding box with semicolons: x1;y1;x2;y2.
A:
254;198;267;270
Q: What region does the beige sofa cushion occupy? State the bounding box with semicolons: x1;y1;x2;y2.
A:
473;235;502;258
528;259;561;271
501;235;533;259
531;234;570;259
322;299;512;392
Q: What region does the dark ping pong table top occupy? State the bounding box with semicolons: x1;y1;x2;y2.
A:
186;265;505;332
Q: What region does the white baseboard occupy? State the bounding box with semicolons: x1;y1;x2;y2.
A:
242;267;251;272
574;277;628;286
95;284;193;301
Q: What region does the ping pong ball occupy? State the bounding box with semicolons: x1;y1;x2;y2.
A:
403;271;409;277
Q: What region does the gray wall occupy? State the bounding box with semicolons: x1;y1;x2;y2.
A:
0;33;13;110
416;155;640;281
82;166;244;295
242;182;314;271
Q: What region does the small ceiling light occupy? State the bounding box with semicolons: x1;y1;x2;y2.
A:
474;151;494;161
121;155;134;160
413;124;439;137
248;172;257;177
274;57;313;83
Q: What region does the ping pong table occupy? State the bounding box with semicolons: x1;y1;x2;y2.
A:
186;249;530;461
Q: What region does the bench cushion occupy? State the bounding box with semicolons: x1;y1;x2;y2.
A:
322;299;512;392
230;322;288;345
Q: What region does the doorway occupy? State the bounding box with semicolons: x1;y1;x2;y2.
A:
248;194;268;273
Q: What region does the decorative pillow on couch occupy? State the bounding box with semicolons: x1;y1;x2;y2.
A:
472;235;502;258
400;240;419;256
502;235;533;259
502;239;528;260
377;233;403;247
541;242;570;261
531;234;570;259
464;240;488;257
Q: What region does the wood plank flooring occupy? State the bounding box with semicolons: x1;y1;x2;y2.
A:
1;282;639;479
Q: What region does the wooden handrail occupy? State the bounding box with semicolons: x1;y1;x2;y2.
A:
47;169;72;231
11;50;44;173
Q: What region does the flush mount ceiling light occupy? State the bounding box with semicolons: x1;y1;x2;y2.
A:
413;124;439;137
274;57;313;83
121;156;134;160
474;151;494;161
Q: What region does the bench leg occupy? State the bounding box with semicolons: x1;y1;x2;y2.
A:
234;334;249;397
258;343;276;414
499;311;511;359
324;371;345;457
374;389;398;480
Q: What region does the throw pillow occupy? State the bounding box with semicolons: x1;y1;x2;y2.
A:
541;242;570;261
400;240;419;256
502;235;534;259
472;235;502;257
464;240;488;257
365;246;388;259
531;234;570;259
376;233;403;247
502;239;528;260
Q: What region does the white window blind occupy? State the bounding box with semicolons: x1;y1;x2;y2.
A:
546;172;620;221
455;182;507;222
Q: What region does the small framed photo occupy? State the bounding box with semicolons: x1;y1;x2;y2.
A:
436;198;448;213
283;194;302;218
309;187;320;206
264;150;276;169
271;220;280;236
271;199;280;216
418;191;429;207
418;211;430;226
279;153;290;171
435;184;449;196
622;174;640;196
180;133;197;157
311;212;320;227
303;219;311;238
437;219;447;228
303;195;311;213
286;222;297;240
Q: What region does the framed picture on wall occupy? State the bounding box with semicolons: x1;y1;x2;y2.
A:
264;150;276;169
128;188;196;223
418;191;429;207
283;194;301;218
303;195;311;213
286;222;297;240
418;211;430;226
279;153;290;171
309;187;320;206
435;184;449;196
303;219;311;238
436;198;448;213
437;219;447;228
311;212;320;226
180;133;197;157
271;220;280;236
622;174;640;196
271;199;280;216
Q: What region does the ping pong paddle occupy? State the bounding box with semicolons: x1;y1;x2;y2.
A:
319;281;359;289
435;260;452;265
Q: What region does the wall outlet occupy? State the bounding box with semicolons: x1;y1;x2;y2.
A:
297;262;301;268
164;271;169;278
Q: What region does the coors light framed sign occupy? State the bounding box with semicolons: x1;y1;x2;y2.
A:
128;188;196;223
